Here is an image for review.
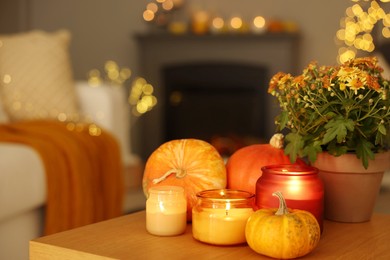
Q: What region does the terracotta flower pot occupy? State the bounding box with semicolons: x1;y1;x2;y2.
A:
312;151;390;223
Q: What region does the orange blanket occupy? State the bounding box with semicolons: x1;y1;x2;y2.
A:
0;120;124;235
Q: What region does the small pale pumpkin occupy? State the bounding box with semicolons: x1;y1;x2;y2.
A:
245;191;320;259
142;139;227;220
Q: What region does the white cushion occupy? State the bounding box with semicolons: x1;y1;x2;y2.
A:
0;30;79;121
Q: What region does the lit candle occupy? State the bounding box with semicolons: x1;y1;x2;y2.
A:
192;189;255;245
255;165;324;231
146;186;187;236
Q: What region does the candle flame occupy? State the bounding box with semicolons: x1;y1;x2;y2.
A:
159;201;165;212
288;179;302;194
225;201;231;216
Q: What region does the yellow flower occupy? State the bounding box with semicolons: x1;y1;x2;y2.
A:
268;56;390;168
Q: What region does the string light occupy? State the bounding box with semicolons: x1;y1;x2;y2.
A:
87;61;157;117
212;17;225;30
142;0;183;25
230;16;243;30
129;77;157;116
336;0;389;63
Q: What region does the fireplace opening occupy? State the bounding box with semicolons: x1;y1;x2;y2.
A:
162;62;269;156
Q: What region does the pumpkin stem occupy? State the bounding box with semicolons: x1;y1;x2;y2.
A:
273;191;289;215
152;168;186;184
269;133;284;149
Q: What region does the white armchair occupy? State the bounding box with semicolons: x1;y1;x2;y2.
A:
0;81;145;260
0;29;146;259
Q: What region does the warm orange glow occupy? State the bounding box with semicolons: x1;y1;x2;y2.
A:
146;3;158;13
253;16;266;28
230;16;243;30
143;10;155;22
287;179;302;195
2;74;11;84
162;0;174;11
212;17;224;30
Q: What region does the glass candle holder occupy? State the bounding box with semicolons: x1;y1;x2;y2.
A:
256;164;324;231
192;189;255;245
146;186;187;236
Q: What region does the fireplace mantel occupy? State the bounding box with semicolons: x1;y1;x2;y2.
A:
134;32;300;159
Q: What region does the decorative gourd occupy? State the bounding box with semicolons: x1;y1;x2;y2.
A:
245;191;321;259
142;139;227;220
226;134;304;194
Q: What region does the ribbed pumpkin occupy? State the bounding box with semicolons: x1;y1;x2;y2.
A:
226;134;303;194
245;191;321;259
142;139;227;220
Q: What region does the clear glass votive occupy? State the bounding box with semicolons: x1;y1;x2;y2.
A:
146;186;187;236
192;189;255;245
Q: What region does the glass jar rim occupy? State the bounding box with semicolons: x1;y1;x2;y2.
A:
261;164;318;175
196;189;255;201
148;185;184;194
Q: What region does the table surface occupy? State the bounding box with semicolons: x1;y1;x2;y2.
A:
30;211;390;260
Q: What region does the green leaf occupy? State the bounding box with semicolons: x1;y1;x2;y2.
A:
378;124;387;135
356;139;375;169
279;111;289;130
302;141;322;163
375;130;385;146
324;111;337;119
322;117;354;144
284;133;304;163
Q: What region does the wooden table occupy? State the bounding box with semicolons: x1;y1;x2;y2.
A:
30;211;390;259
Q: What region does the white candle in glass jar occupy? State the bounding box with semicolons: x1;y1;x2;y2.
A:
146;186;187;236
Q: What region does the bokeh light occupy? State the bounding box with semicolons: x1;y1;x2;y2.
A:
336;0;389;63
146;2;158;13
129;77;157;116
143;10;155;22
230;16;243;30
253;16;266;29
212;17;225;30
162;0;174;11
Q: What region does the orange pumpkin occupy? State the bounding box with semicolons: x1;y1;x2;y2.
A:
142;139;227;220
226;134;304;194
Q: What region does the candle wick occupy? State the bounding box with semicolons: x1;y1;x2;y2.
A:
225;210;228;216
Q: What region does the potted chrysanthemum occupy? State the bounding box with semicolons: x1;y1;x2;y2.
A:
268;56;390;222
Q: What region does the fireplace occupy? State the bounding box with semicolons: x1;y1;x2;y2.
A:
135;33;300;159
163;62;268;155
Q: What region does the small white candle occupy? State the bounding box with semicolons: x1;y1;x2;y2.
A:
146;186;187;236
